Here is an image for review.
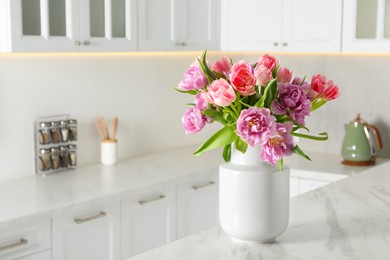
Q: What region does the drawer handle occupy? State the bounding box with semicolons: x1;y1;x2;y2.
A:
192;181;215;190
74;211;107;224
139;195;165;206
0;239;28;252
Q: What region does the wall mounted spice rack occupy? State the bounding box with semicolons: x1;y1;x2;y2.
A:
34;115;77;175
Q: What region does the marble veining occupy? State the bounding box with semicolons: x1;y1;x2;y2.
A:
129;162;390;260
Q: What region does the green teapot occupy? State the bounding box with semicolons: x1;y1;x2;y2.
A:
341;114;383;165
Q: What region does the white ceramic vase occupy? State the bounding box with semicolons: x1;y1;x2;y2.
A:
219;145;290;243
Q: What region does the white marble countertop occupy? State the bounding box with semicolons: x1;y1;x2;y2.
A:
0;144;386;229
129;161;390;260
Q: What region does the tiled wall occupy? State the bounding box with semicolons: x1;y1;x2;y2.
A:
0;52;389;180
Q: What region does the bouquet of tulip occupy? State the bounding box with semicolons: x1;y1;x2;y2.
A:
177;51;339;169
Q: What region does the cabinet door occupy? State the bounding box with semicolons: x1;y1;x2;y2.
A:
177;0;220;51
52;201;120;260
343;0;390;52
78;0;138;51
121;186;175;258
282;0;342;52
17;250;51;260
176;173;218;239
9;0;80;52
222;0;282;51
138;0;181;51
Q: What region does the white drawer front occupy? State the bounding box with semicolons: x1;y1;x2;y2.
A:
0;218;51;260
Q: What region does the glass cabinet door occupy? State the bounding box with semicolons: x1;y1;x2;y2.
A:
10;0;137;52
79;0;137;51
343;0;390;52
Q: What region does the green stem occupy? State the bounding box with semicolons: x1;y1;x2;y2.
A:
230;103;240;118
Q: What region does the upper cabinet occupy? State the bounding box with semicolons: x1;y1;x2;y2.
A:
0;0;219;52
343;0;390;52
1;0;137;52
221;0;342;52
138;0;220;51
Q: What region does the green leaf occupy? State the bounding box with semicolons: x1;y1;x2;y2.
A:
175;88;198;95
202;109;227;125
255;78;277;108
197;50;217;84
311;99;327;112
194;126;236;156
234;137;248;154
292;146;312;161
222;144;231;162
291;132;328;141
278;158;284;172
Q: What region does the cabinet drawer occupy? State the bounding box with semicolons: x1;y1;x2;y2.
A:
0;218;50;260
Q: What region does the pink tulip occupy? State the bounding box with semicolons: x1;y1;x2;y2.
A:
182;107;206;135
212;56;232;77
236;107;276;147
260;122;295;165
207;79;236;107
229;61;256;96
254;65;273;86
276;66;292;83
257;54;278;71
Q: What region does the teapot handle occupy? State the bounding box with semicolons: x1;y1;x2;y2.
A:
367;124;383;150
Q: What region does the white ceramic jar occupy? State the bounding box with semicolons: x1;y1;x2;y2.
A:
101;140;117;166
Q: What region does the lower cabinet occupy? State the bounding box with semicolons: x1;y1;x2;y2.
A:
176;173;219;239
121;186;176;258
0;218;51;260
52;201;120;260
17;250;51;260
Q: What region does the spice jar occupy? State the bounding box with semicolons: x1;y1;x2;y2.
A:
68;119;77;141
51;121;61;143
68;144;77;167
50;147;60;170
60;120;69;142
59;146;69;168
38;148;51;171
38;122;51;145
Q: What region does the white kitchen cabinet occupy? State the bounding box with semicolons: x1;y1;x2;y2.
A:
343;0;390;52
52;201;120;260
121;186;176;258
176;173;218;239
0;0;137;52
0;218;51;260
138;0;220;51
222;0;342;52
16;250;51;260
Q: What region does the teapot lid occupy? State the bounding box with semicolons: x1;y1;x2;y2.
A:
351;114;366;124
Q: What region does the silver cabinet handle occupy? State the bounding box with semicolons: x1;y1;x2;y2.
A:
83;41;90;46
74;41;81;46
0;239;28;252
74;211;107;224
139;195;165;206
282;42;288;47
192;181;215;190
273;42;279;46
175;41;187;46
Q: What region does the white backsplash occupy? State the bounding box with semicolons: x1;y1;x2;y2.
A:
0;52;389;180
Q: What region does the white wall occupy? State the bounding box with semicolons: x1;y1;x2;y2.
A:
0;52;389;181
